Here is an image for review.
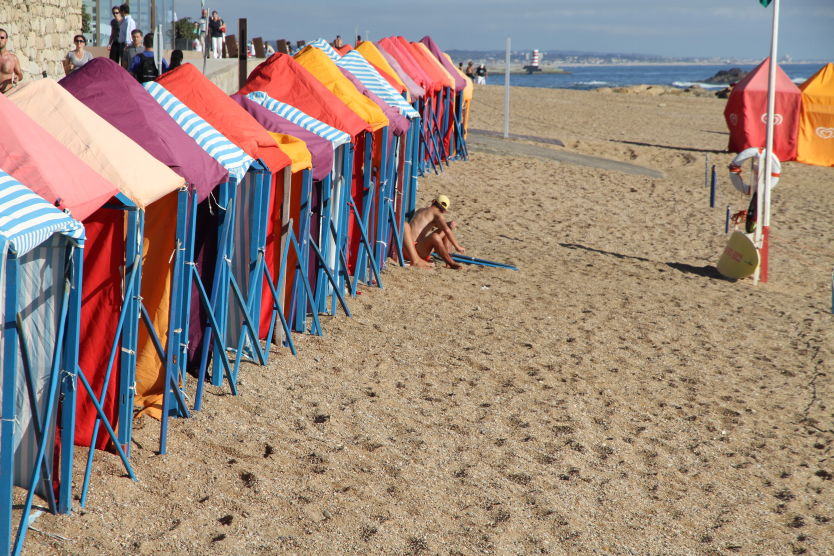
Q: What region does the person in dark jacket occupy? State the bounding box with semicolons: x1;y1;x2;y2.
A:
108;5;123;62
128;33;168;82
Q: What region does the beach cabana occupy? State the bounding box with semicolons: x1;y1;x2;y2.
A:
239;53;375;299
796;63;834;167
421;35;470;160
410;40;457;160
307;39;415;279
378;37;444;174
359;40;425;104
724;57;801;161
0;172;84;555
243;92;354;318
155;63;294;377
60;58;230;453
7;79;187;456
293;44;390;287
231;94;349;333
444;52;474;145
141;81;266;411
0;91;139;508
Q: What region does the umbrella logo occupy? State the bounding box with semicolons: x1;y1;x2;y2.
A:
816;127;834;139
760;113;783;125
728;113;738;126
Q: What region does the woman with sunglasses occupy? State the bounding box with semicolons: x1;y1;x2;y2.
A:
63;34;93;76
108;5;123;62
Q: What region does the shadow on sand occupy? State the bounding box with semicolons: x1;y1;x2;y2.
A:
608;139;727;155
559;243;732;281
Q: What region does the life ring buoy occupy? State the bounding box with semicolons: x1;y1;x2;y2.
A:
728;147;780;195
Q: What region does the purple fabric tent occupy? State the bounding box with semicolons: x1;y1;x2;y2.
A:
229;94;333;181
60;58;227;197
420;35;466;92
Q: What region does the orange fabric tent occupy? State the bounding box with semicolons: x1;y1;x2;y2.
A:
796;63;834;167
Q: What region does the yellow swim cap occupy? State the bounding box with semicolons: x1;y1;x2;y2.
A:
435;194;451;210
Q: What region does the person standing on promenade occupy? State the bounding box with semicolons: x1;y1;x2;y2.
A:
208;10;224;59
123;29;144;71
108;5;123;63
465;61;475;80
402;195;465;270
475;64;487;85
118;3;136;65
197;8;208;53
129;33;168;82
63;34;93;75
0;29;23;94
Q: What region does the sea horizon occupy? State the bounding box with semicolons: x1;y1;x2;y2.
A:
483;62;825;91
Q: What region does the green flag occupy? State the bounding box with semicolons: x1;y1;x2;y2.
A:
759;0;772;6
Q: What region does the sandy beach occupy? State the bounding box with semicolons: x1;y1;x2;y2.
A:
22;84;834;555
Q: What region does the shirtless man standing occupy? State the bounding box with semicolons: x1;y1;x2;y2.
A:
402;195;465;269
0;29;23;94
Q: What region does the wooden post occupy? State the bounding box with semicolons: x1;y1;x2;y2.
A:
238;18;247;90
150;0;157;37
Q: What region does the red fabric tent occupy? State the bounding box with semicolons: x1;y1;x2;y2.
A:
378;37;434;94
0;94;125;449
157;64;291;173
724;58;801;161
239;53;369;137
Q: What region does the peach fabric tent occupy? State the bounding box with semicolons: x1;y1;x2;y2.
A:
796;63;834;167
7;80;186;420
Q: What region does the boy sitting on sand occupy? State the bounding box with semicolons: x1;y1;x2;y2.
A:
402;195;466;269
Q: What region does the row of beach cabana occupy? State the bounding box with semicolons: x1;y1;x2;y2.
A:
0;35;473;554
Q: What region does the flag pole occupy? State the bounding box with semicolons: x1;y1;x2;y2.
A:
755;0;779;284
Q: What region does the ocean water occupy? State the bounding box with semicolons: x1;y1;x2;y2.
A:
484;63;824;90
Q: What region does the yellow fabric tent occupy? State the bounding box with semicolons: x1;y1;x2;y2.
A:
444;53;474;138
356;41;411;102
796;63;834;167
294;45;389;132
269;132;312;173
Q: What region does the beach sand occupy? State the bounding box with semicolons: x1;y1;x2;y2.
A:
23;85;833;554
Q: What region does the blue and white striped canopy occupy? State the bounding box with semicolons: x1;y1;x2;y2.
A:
308;39;419;120
0;171;85;257
245;92;352;148
142;82;255;183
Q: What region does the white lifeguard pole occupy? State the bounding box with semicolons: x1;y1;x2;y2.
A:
755;0;780;284
503;37;510;138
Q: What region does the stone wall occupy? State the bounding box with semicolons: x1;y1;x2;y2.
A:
0;0;82;81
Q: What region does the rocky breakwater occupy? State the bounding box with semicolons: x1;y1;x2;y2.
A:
593;84;718;98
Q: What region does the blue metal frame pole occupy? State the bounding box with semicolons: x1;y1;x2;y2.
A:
0;249;18;556
58;242;84;514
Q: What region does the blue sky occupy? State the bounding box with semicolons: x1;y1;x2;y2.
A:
166;1;832;60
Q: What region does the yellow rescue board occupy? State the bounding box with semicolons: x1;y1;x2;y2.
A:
717;231;760;280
